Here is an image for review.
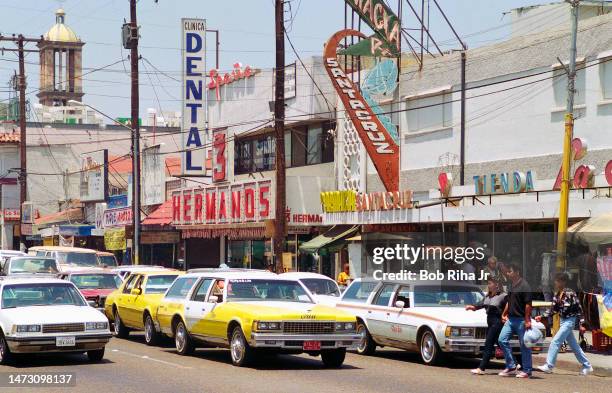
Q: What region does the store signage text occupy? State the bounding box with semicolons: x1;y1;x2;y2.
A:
1;209;19;221
172;180;273;225
553;137;612;189
345;0;401;56
285;208;323;224
212;128;227;182
321;190;413;213
181;18;207;176
102;207;133;228
208;63;260;100
473;171;535;195
324;29;399;192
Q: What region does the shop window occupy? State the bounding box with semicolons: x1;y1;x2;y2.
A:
553;62;585;107
234;134;275;174
291;127;307;167
284;130;292;168
600;57;612;100
405;91;452;133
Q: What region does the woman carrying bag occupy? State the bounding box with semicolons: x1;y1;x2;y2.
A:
466;276;508;375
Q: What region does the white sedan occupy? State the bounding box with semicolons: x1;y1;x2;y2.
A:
336;279;546;365
0;277;112;364
280;272;341;305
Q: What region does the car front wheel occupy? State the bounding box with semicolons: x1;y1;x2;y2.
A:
0;333;13;365
144;314;160;346
230;326;254;367
420;329;442;365
87;348;105;362
356;322;376;355
113;309;130;338
321;348;346;368
174;321;194;355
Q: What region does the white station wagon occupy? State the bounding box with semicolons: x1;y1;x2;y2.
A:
336;279;544;365
0;277;112;364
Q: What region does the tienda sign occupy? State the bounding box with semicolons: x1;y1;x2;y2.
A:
172;180;274;225
181;18;207;176
473;171;536;195
208;63;260;100
320;190;413;213
324;29;400;192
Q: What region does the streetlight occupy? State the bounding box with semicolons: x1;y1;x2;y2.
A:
69;100;142;265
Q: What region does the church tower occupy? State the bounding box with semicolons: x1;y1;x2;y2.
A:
37;8;84;106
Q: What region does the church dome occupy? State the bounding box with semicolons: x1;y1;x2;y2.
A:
44;9;80;42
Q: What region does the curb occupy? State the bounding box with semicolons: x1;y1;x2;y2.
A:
532;354;612;377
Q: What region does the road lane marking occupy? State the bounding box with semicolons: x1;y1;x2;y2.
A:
111;349;193;369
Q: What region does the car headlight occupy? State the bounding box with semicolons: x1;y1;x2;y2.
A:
254;321;281;331
335;322;355;331
86;322;109;330
445;326;474;337
15;324;41;333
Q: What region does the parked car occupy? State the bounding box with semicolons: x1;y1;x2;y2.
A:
0;251;26;270
28;246;99;272
335;279;546;365
104;269;183;339
0;276;112;364
111;265;167;281
154;270;360;367
1;256;59;276
59;269;122;312
280;272;341;305
97;252;118;268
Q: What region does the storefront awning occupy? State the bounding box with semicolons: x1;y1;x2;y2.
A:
35;208;83;226
568;212;612;251
299;225;358;254
142;200;173;226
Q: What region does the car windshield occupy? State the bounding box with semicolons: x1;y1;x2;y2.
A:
98;255;117;267
226;279;313;303
1;283;86;308
57;252;98;267
70;274;121;289
300;278;340;296
414;286;484;307
9;258;58;274
144;275;179;294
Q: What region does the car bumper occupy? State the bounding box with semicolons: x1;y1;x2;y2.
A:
250;333;361;350
444;338;548;354
5;333;112;354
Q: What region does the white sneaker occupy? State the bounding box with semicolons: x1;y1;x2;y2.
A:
581;366;593;376
537;364;553;374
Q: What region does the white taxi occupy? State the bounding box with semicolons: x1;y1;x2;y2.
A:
280;272;341;305
0;277;111;364
336;279;545;365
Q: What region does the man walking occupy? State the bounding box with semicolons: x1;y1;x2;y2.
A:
498;263;533;378
536;273;593;375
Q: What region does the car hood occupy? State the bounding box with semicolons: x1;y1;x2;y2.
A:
2;305;108;325
407;307;488;326
80;289;115;298
224;301;355;321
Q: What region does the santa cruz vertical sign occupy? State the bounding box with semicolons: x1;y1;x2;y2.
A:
324;29;399;191
181;18;207;175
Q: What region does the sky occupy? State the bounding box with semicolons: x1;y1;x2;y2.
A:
0;0;551;120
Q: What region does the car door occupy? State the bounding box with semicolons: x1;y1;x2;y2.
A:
127;275;149;329
157;276;199;335
184;278;215;339
366;283;397;344
118;274;142;327
387;285;418;349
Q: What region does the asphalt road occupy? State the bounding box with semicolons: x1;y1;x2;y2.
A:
0;333;608;393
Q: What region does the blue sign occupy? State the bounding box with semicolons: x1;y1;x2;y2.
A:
108;194;128;209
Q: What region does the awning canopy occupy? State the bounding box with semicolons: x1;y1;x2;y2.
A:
568;212;612;251
35;208;83;226
299;225;358;254
142;199;173;226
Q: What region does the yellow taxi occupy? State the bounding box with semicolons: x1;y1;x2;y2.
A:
104;269;183;344
155;270;360;367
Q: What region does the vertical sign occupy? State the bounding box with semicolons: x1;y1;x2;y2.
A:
79;149;108;202
142;145;164;205
181;18;207;176
212;128;227;182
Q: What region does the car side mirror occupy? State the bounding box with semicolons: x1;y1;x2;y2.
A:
131;288;142;296
395;300;406;309
87;300;97;307
208;295;219;303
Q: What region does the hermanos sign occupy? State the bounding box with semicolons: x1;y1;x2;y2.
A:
324;29;400;192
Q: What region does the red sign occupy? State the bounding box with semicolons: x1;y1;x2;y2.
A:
172;180;273;225
102;207;133;228
323;29;399;192
1;209;20;221
553;137;612;190
208;63;260;100
212;129;227;182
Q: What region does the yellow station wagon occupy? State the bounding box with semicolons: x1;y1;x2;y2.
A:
104;269;183;344
154;270;360;367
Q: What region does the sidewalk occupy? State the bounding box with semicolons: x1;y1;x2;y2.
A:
532;331;612;377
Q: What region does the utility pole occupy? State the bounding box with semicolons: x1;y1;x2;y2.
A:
273;0;286;272
17;36;27;252
129;0;141;264
556;0;580;269
459;51;466;185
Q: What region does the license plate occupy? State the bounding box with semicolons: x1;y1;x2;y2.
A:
303;341;321;350
56;336;76;347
